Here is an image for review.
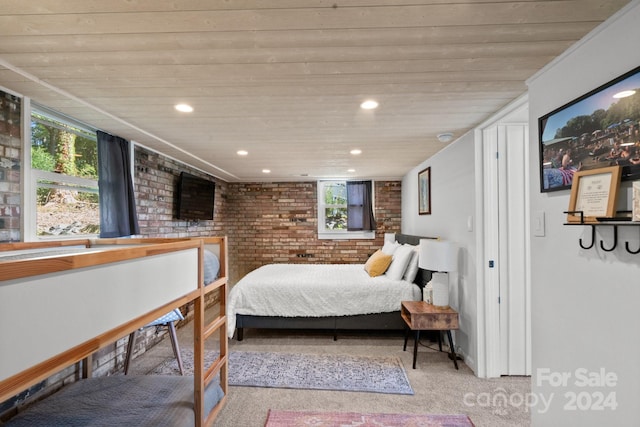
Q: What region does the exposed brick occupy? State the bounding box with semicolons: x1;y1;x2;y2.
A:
0;90;21;241
223;180;401;283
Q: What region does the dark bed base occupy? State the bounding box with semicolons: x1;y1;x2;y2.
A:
234;233;434;342
235;311;406;341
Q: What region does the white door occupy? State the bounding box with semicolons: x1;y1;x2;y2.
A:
481;126;501;377
497;124;530;376
479;113;530;377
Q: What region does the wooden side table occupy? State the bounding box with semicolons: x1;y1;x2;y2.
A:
401;300;459;369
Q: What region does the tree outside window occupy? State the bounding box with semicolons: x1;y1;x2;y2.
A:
317;180;376;240
31;108;100;237
322;181;347;230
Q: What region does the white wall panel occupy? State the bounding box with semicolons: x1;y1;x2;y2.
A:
527;2;640;425
0;248;198;381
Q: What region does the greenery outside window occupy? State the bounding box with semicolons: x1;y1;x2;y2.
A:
30;105;100;237
317;180;375;240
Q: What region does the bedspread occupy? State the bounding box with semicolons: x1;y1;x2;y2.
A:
227;263;422;337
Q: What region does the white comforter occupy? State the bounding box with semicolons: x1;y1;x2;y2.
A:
227;263;422;338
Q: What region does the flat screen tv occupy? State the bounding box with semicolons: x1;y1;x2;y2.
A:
176;172;215;220
538;65;640;192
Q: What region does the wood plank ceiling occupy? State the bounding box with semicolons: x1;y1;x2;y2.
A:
0;0;630;182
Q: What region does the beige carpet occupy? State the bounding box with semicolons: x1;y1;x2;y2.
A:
134;316;531;427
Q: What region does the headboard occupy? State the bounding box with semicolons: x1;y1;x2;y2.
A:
395;233;437;289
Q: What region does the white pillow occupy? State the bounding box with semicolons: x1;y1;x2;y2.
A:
203;249;220;285
385;244;414;280
403;245;420;283
381;240;400;255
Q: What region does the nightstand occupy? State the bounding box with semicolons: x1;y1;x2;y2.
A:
401;300;459;369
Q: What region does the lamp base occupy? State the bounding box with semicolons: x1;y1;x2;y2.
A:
430;272;450;308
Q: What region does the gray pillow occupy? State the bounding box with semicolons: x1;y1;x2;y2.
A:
203;249;220;285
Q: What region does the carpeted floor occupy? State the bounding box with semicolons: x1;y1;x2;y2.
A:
264;409;476;427
152;349;413;394
130;308;531;427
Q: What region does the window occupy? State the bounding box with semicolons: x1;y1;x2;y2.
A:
317;180;375;239
29;105;99;238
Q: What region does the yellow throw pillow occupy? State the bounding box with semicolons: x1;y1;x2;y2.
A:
364;249;393;277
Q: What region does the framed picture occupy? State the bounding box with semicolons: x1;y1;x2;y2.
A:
566;166;621;223
418;167;431;215
538;65;640;192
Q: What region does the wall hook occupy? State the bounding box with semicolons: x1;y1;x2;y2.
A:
625;228;640;254
579;225;595;250
599;225;618;252
624;241;640;254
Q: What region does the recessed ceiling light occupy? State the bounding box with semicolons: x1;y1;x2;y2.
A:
350;149;362;155
348;169;356;173
613;90;636;99
237;150;248;156
175;103;193;113
437;132;454;143
262;169;271;174
360;100;379;110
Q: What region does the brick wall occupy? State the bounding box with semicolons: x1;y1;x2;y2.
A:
224;181;402;284
129;149;403;285
134;146;227;239
0;91;21;242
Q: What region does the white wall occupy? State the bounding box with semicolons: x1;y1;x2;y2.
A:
527;2;640;425
402;131;478;371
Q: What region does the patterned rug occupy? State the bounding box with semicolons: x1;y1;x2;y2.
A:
264;410;476;427
151;350;413;395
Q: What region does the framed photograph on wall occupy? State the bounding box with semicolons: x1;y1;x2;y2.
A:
538;65;640;193
566;166;621;223
418;167;431;215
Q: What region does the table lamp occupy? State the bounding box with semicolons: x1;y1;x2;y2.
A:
419;239;458;308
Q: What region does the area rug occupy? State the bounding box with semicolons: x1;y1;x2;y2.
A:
264;410;476;427
151;350;413;395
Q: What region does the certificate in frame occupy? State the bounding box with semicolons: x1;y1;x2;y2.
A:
567;166;621;223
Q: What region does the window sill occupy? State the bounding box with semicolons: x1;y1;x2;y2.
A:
31;233;99;242
318;231;375;240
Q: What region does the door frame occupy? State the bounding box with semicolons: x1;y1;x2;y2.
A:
474;94;531;378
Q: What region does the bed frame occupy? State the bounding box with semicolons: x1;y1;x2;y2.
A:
235;233;434;341
0;237;228;427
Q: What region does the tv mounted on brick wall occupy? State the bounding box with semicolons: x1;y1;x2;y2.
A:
176;172;215;220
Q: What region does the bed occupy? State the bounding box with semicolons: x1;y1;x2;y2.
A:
228;233;434;340
0;237;228;427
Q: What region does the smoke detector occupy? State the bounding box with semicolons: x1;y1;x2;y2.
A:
437;132;454;143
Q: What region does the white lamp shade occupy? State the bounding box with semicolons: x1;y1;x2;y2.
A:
419;239;458;272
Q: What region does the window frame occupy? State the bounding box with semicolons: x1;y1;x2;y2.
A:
317;180;375;240
25;102;100;241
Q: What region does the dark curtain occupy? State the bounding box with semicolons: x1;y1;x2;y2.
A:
347;180;377;231
97;130;140;238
